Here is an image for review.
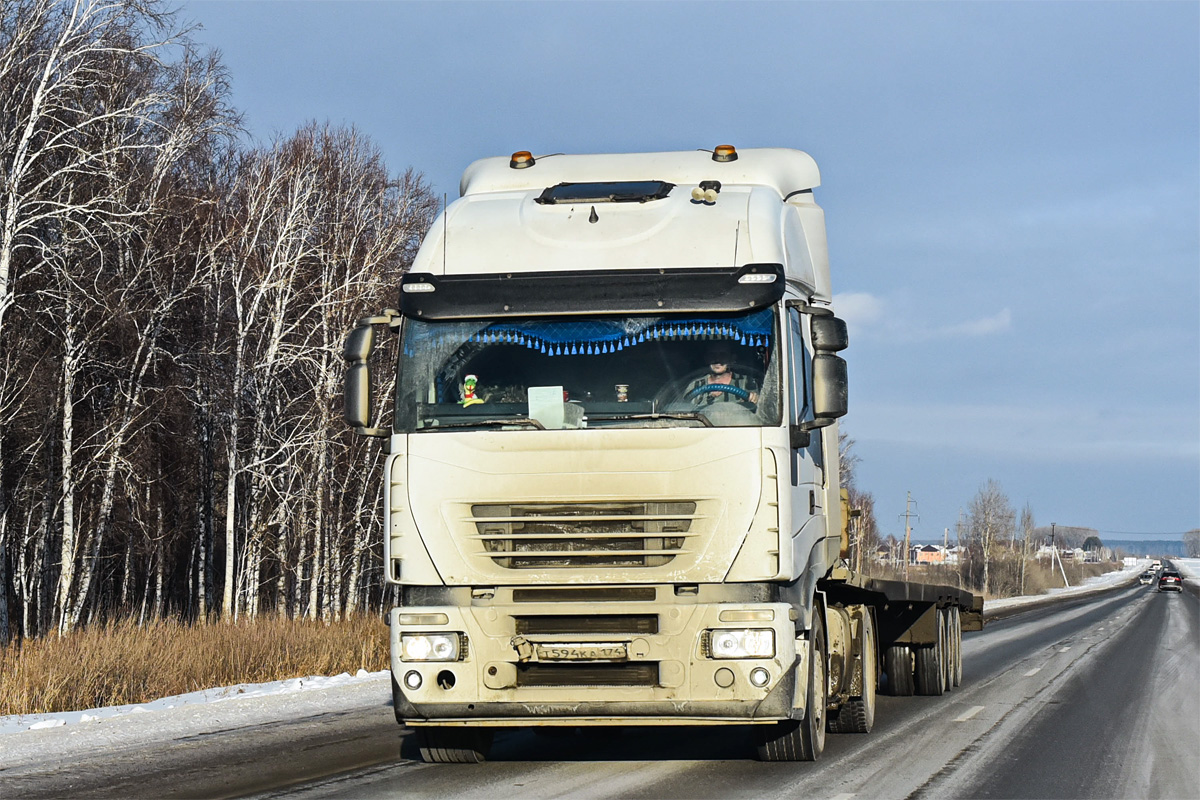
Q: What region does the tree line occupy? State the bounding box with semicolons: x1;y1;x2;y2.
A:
839;443;1127;598
0;0;438;643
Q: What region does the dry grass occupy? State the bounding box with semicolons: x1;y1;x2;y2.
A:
0;615;389;717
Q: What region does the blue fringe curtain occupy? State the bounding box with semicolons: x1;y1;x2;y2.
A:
405;310;774;357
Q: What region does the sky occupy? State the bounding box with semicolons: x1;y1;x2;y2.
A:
180;1;1200;544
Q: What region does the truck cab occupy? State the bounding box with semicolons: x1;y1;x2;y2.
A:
345;146;977;762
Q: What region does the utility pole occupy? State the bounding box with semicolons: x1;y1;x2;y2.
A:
899;492;919;582
1051;522;1071;588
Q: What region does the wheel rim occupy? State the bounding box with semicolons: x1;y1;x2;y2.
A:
813;640;826;750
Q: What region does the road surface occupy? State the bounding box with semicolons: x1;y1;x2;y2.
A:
2;582;1195;799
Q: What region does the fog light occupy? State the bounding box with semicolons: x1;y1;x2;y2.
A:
750;667;771;687
404;670;422;690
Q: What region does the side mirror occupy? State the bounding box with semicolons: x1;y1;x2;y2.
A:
811;315;848;352
343;322;388;437
811;353;848;423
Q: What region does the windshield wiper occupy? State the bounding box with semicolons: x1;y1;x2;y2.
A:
418;417;546;431
587;412;713;427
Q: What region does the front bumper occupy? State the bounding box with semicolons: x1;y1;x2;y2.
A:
389;592;803;726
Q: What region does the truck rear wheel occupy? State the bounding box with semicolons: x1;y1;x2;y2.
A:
915;610;947;696
941;608;954;691
414;727;494;763
883;644;914;696
757;614;827;761
828;612;876;733
949;606;963;687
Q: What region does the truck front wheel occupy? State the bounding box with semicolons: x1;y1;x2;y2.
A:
828;611;876;733
414;727;494;763
757;614;827;761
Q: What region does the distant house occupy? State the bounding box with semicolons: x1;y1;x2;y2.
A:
913;544;945;565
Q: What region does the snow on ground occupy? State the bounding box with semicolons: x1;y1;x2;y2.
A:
0;669;392;770
1174;558;1200;588
982;560;1152;615
0;669;388;736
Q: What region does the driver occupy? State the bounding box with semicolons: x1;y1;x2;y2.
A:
689;343;759;406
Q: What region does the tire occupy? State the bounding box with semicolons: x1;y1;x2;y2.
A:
758;612;828;761
949;606;962;687
915;610;946;696
828;612;876;733
883;644;914;697
415;727;494;763
941;608;954;692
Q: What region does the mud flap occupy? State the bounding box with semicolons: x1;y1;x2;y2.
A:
791;634;810;719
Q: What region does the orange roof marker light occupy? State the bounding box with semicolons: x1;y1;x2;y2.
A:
509;150;536;169
712;144;738;163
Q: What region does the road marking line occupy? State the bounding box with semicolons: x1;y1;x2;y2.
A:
954;705;986;722
1023;667;1042;676
1058;646;1071;652
829;794;856;800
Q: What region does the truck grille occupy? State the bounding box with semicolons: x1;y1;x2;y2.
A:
516;662;660;687
470;501;698;569
514;615;659;635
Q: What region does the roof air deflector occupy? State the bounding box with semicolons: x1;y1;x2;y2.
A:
535;181;675;205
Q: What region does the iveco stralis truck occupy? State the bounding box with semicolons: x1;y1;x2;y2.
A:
343;146;982;762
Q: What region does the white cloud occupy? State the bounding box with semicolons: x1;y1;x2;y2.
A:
833;291;885;332
833;292;1012;343
936;307;1012;338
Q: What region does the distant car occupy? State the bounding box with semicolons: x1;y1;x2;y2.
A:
1158;570;1183;592
1139;571;1156;585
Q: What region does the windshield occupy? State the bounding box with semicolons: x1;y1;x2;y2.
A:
395;308;781;432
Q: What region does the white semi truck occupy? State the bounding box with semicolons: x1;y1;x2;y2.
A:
344;146;982;762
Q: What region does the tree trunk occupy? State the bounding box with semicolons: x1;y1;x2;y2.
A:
0;523;10;646
221;413;240;619
54;324;79;634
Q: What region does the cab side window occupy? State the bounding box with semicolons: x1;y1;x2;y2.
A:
788;307;807;425
788;306;823;474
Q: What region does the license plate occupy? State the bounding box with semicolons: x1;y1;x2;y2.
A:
535;642;629;661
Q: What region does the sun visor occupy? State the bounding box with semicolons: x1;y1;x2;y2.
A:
400;264;785;320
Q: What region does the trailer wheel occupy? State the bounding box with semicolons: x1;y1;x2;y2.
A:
941;608;954;691
883;644;914;696
949;606;963;687
828;612;876;733
415;727;494;763
757;613;827;761
915;610;947;696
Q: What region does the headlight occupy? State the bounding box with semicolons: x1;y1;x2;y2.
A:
400;633;462;662
708;628;775;659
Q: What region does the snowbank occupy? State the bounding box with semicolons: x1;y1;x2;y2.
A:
1175;558;1200;596
0;668;388;737
983;560;1151;618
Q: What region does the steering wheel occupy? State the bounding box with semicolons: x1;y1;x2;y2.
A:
653;366;762;413
686;383;751;401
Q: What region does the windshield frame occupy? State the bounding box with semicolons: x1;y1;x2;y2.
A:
393;307;783;433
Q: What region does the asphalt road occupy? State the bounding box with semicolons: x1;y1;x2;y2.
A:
3;583;1196;799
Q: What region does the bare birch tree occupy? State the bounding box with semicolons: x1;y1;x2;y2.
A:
965;479;1016;596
